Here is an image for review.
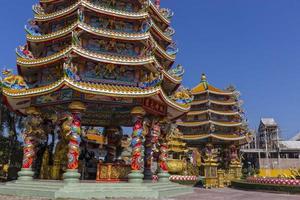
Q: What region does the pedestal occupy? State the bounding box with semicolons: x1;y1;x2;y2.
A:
128;170;144;183
63;169;81;183
230;164;242;179
158;170;170;183
17;168;34;181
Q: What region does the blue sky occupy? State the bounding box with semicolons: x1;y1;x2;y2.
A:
1;0;300;139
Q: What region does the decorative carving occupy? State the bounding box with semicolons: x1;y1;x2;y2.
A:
16;44;35;59
130;107;146;171
229;145;240;166
164;27;175;37
22;107;45;169
160;8;174;20
139;72;162;89
63;53;80;81
203;143;218;163
1;69;28;90
25;19;41;36
168;64;185;78
166;42;179;55
171;86;194;104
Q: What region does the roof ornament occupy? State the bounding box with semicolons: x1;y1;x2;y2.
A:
160;8;174;20
16;44;35;59
1;69;28;90
166;42;179;56
63;53;80;81
141;17;153;33
164;27;175;37
77;7;85;22
171;86;194;105
25;19;41;36
32;3;44;14
154;0;160;9
139;72;163;89
168;64;185;78
201;73;208;90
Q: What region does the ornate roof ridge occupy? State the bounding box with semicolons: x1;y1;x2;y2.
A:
35;0;148;21
190;99;237;106
17;45;155;67
27;21;151;42
187;109;240;116
177;120;242;127
149;2;170;25
183;133;247;141
3;77;189;112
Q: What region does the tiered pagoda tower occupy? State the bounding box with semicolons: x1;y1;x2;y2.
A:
177;74;251;170
1;0;192;183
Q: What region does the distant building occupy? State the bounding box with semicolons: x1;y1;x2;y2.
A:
241;118;300;176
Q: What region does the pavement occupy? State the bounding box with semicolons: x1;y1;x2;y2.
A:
0;187;299;200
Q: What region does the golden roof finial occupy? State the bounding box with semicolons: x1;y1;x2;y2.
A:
201;73;207;82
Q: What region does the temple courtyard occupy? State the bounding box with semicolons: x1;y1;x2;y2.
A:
0;187;299;200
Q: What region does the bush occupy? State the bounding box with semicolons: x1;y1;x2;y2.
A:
231;180;300;194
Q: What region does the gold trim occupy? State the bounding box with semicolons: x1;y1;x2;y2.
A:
183;134;246;141
177;120;242;127
3;78;189;112
35;0;148;21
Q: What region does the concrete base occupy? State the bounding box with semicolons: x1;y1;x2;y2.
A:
63;169;81;183
128;170;144;183
17;168;34;181
0;180;194;199
158;171;171;183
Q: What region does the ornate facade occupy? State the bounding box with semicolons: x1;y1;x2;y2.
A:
1;0;191;183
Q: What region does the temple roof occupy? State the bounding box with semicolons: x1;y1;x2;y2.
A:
177;120;242;127
191;74;234;95
2;77;189;116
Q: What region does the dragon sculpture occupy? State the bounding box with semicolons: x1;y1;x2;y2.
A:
1;69;28;90
168;64;185;78
22;107;46;169
171;86;194;104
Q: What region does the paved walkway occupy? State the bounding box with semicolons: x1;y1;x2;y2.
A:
0;188;299;200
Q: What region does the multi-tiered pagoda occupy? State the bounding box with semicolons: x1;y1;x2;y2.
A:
177;74;251;171
1;0;192;184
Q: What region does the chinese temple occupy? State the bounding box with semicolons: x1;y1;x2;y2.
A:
177;74;251;187
0;0;194;198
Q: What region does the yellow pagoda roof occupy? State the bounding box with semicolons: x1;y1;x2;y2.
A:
177;120;242;127
191;74;234;95
183;133;247;142
190;99;237;106
187;109;239;116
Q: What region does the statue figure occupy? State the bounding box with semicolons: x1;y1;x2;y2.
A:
166;42;179;55
168;64;185;78
1;69;28;90
63;54;80;81
77;7;85;22
203;143;218;163
120;135;132;165
171;86;194;104
40;148;50;179
25;19;41;36
229;145;240;165
22;107;46;169
139;72;162;89
16;44;35;59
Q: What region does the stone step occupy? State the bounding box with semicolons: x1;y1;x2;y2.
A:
0;186;56;198
5;183;62;190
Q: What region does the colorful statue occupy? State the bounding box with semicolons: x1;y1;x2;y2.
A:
160;8;174;20
16;44;35;59
1;69;28;90
164;27;175;37
130;107;146;171
159;142;168;172
229;145;240;165
171;86;194;104
63;54;80;81
139;72;162;89
168;64;185;78
203;143;218;163
120;135;132;165
166;42;179;55
25;19;41;36
22;107;45;169
77;7;85;22
141;17;152;33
